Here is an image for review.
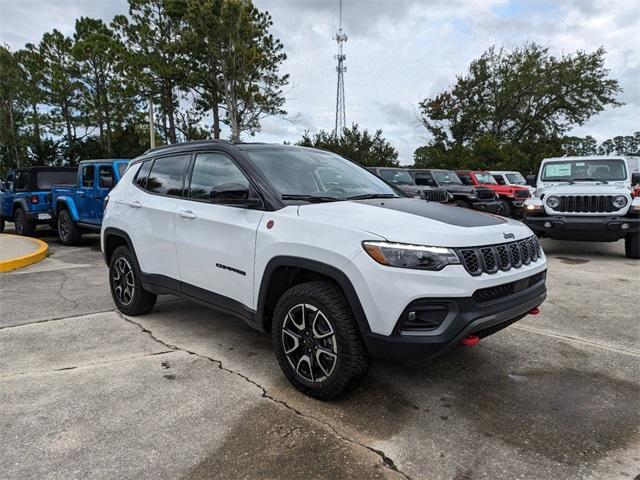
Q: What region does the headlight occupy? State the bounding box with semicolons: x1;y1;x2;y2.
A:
612;195;628;209
362;241;460;271
546;196;561;209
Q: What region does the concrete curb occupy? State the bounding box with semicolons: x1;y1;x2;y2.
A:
0;235;49;273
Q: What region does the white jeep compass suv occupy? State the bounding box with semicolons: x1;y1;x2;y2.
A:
101;141;547;399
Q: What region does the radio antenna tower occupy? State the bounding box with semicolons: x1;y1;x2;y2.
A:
334;0;347;136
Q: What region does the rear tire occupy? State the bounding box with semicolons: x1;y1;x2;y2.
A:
109;245;157;315
0;217;4;233
58;209;81;245
14;208;35;236
500;200;512;217
272;281;370;400
625;232;640;259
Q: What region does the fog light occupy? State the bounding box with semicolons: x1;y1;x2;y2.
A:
621;223;629;230
407;311;416;321
544;221;551;228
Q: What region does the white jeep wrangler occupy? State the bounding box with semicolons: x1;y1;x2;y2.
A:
524;156;640;259
102;141;547;399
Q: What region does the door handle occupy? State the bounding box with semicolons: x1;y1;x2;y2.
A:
178;210;197;219
129;201;142;209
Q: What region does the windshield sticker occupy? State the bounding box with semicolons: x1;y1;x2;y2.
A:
545;164;571;177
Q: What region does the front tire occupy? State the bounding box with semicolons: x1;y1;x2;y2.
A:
625;232;640;259
58;209;81;245
14;208;35;236
109;245;157;315
0;217;4;233
272;281;370;400
500;200;512;217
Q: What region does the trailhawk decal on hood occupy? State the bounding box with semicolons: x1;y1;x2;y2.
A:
354;198;506;227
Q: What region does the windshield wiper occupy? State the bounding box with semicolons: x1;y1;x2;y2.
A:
572;178;608;184
281;194;341;203
346;193;398;200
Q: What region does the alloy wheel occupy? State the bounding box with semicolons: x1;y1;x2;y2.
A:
59;214;70;241
281;303;338;383
112;257;135;305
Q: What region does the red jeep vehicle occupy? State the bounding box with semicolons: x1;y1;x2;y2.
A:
456;170;530;218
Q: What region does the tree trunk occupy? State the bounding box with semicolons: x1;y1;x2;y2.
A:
31;102;42;160
104;97;113;157
165;84;176;144
212;103;220;139
7;99;20;168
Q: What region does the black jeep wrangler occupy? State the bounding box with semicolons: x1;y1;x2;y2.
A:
367;167;450;202
409;169;504;214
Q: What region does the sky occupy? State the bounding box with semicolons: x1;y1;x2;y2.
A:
0;0;638;163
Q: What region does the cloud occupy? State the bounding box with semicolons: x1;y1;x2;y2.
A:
1;0;637;162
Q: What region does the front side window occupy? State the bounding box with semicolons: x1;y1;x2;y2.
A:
188;152;249;201
493;174;506;185
15;171;31;191
474;172;497;184
414;172;436;187
432;170;463;185
146;155;189;196
245;148;397;200
99;166;115;189
541;159;627;182
458;173;474;185
378;169;415;185
37;171;76;189
505;172;526;185
82;166;95;188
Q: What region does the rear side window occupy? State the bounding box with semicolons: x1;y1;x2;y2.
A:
82;166;95;188
135;161;152;189
99;166;114;188
188;152;249;201
146;155;189;196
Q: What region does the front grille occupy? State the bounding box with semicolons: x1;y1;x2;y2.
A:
553;195;618;213
475;189;495;200
457;235;542;276
515;190;529;199
422;189;449;203
472;270;547;303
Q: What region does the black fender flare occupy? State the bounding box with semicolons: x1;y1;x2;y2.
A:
13;198;29;217
102;227;136;266
255;256;370;335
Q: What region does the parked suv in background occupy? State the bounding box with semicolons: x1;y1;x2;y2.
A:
524;156;640;259
367;167;450;202
102;141;547;399
491;170;536;195
0;167;76;235
52;159;129;245
457;170;530;218
409;169;504;214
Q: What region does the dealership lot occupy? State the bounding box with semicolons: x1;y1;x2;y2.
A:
1;229;638;480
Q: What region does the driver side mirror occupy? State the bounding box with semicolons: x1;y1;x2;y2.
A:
209;183;261;208
631;172;640;186
526;174;537;187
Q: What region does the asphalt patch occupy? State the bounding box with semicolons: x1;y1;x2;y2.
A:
556;256;590;265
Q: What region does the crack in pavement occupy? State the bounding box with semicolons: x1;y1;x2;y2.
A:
0;350;175;379
116;312;414;480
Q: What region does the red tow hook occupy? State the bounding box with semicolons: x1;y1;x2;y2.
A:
461;335;480;346
529;307;541;316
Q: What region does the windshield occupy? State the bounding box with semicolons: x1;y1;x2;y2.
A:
541;159;627;182
505;172;526;184
433;170;462;185
474;172;497;184
245;148;398;200
378;169;415;185
37;171;76;190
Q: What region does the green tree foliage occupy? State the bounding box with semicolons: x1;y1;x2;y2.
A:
113;0;188;144
73;17;137;156
561;131;640;156
297;124;399;167
183;0;289;141
0;45;26;171
416;43;622;171
39;29;85;163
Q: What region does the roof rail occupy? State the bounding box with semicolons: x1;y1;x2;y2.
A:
142;139;233;156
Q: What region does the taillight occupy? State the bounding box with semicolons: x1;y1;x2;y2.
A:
30;195;39;204
103;195;110;211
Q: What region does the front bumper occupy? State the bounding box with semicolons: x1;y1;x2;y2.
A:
471;199;503;214
525;213;640;241
363;281;546;363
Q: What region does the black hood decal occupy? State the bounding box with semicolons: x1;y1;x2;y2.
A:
353;198;506;227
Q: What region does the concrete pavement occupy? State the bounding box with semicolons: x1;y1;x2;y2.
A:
1;229;639;479
0;233;48;272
